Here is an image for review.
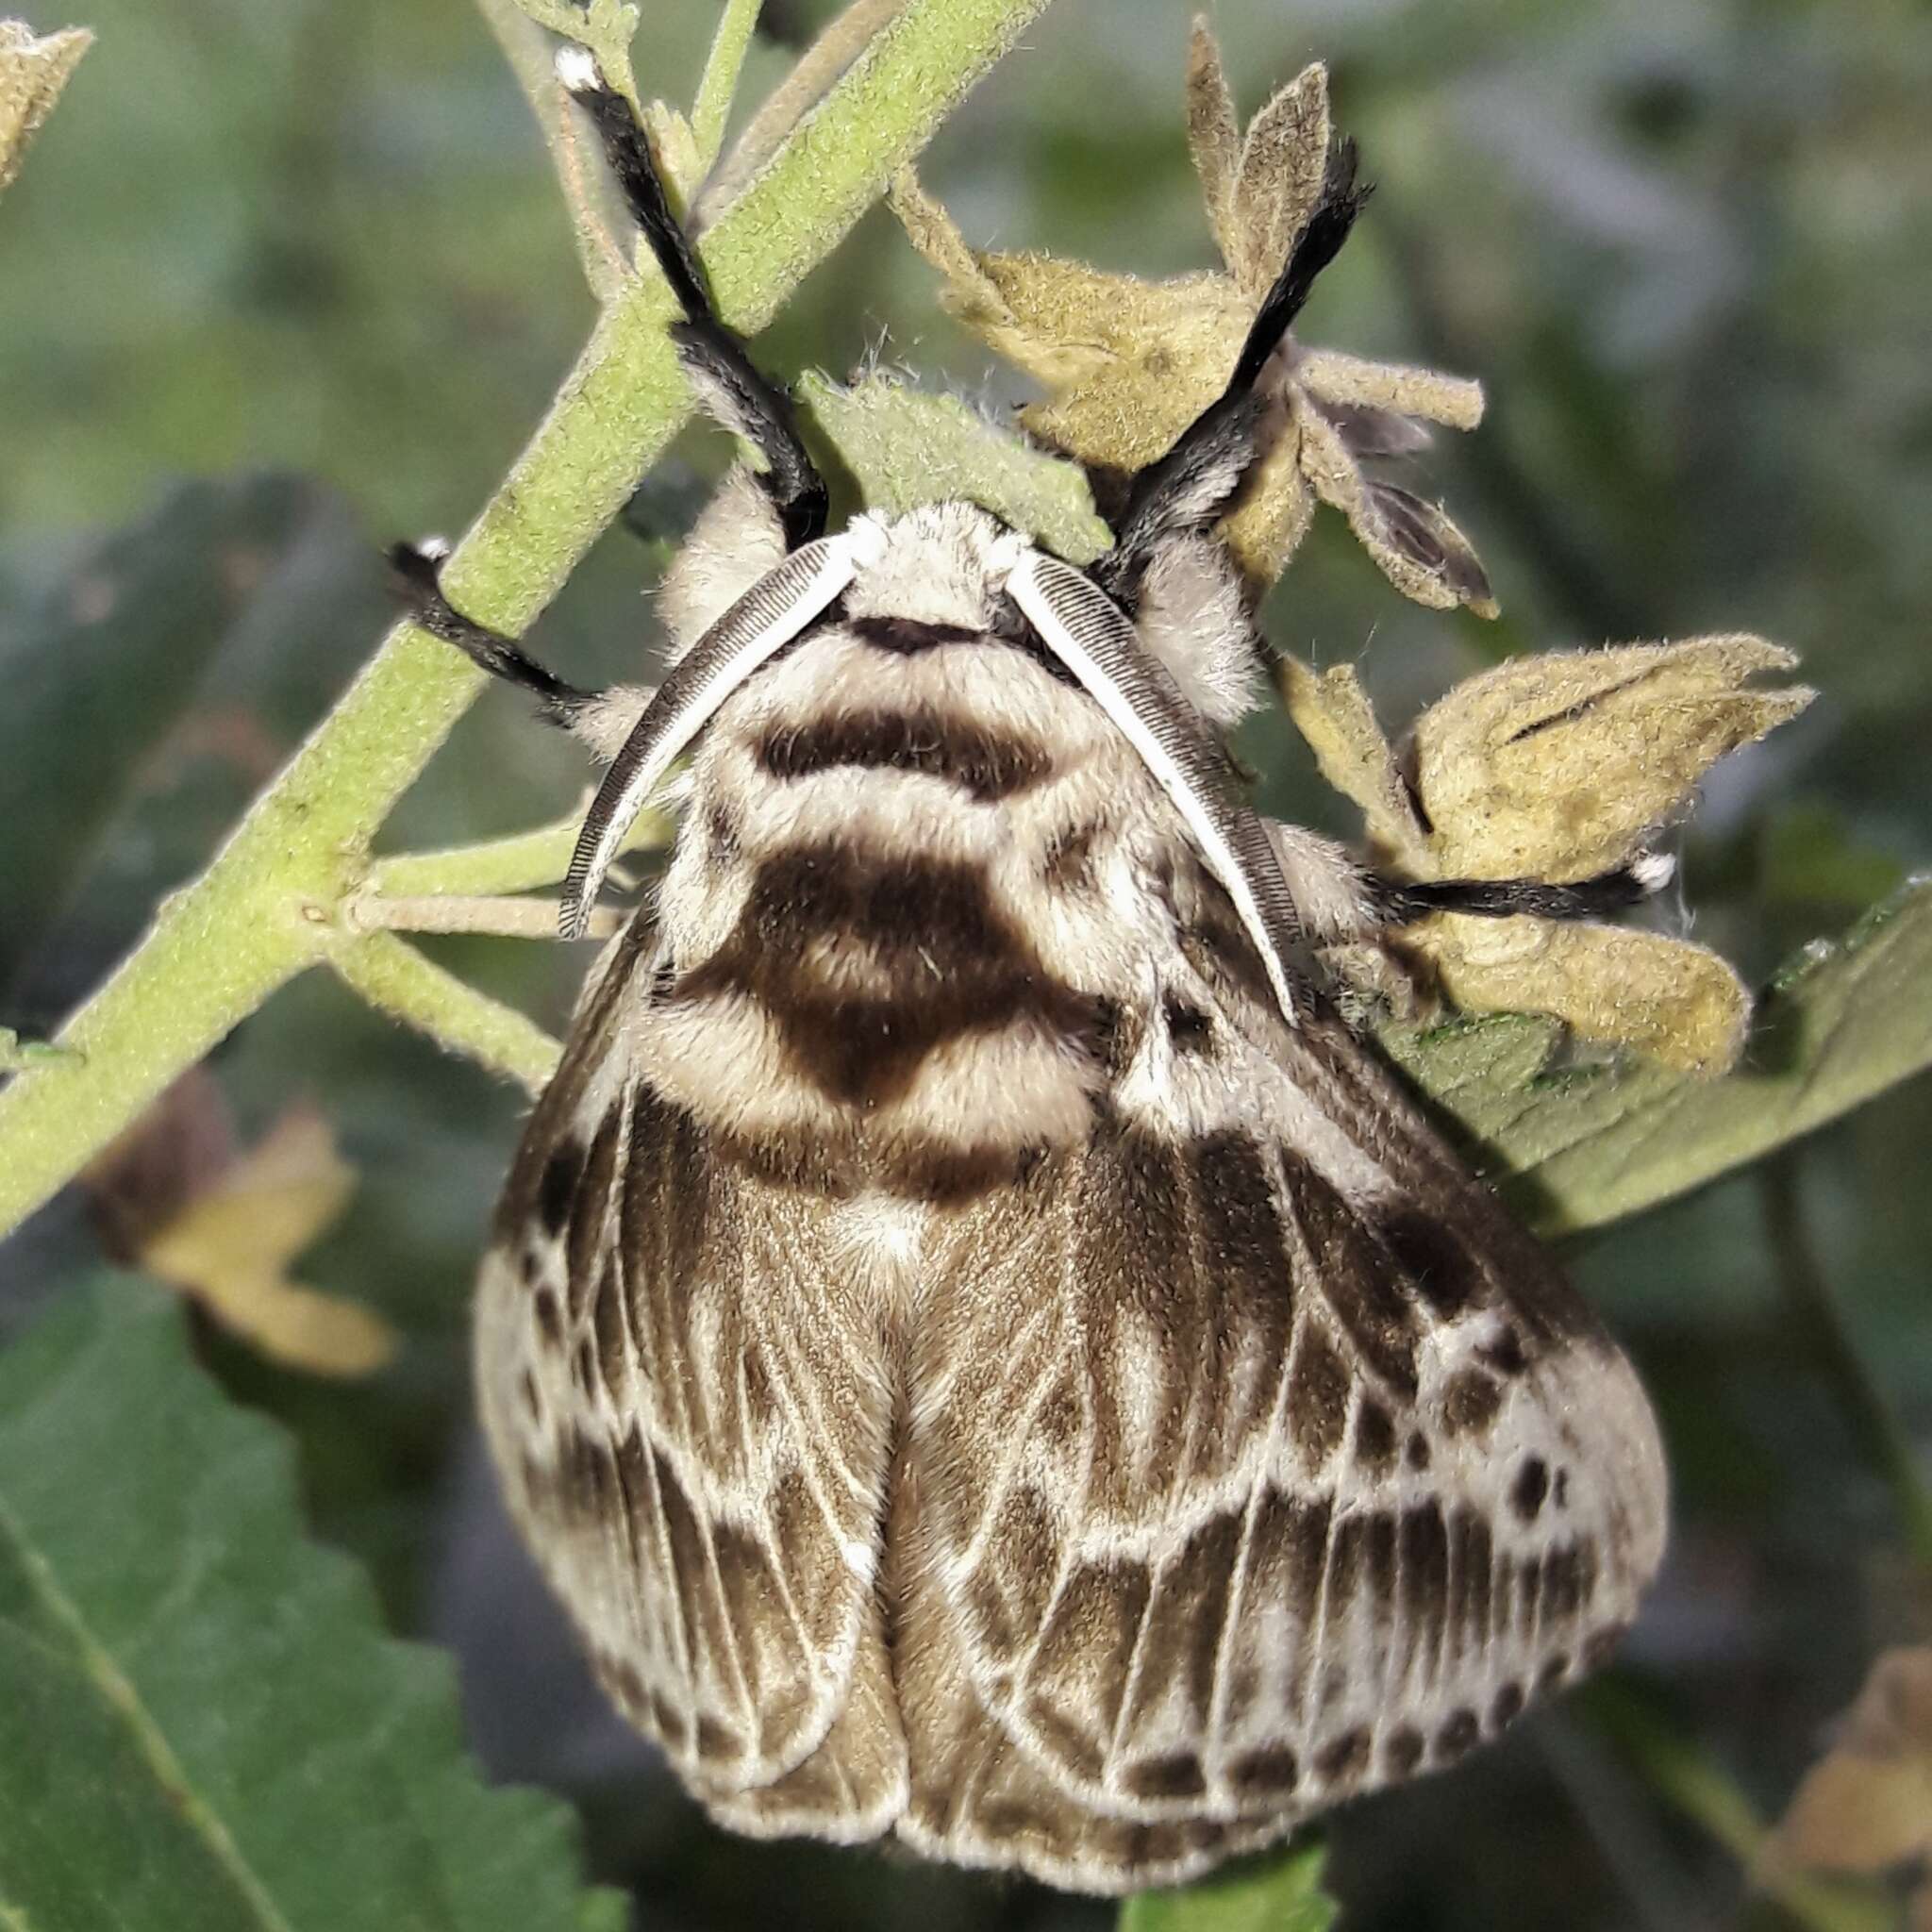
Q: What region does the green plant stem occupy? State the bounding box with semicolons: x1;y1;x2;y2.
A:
329;935;563;1092
1762;1151;1932;1574
367;802;668;898
698;0;904;219
474;0;630;300
0;0;1057;1240
691;0;764;172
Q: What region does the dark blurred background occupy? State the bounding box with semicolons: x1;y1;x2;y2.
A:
2;2;1928;1928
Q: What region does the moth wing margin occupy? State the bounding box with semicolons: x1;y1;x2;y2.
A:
475;919;907;1837
901;1006;1666;1893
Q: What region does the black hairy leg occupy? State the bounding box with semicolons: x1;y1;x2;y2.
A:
1368;852;1675;926
554;46;829;549
387;539;598;729
1100;135;1371;601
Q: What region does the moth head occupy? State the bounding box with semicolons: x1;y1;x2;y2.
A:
842;501;1019;632
660;479;1251;737
660;491;1018;660
538;39;1366;985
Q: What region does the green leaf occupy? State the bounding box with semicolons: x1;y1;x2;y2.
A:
1120;1839;1338;1932
1386;879;1932;1233
0;1274;625;1932
797;369;1113;562
0;475;370;995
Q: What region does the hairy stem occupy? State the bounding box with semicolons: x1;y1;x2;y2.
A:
697;0;905;222
367;801;668;899
475;0;631;300
0;0;1057;1239
691;0;765;172
329;934;563;1092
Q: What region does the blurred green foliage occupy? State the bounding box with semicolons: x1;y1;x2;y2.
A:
2;2;1929;1929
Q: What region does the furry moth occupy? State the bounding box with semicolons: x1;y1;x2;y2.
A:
395;42;1670;1896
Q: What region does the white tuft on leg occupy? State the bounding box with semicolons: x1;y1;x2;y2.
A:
554;43;600;94
1631;850;1676;891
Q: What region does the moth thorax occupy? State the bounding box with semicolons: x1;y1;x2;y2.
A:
841;502;1017;631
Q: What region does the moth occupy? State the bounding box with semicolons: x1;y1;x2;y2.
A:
393;42;1669;1896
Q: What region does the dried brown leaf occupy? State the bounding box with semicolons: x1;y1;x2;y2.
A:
1766;1648;1932;1895
1411;635;1814;880
1229;61;1329;298
1277;641;1807;1073
1298;405;1496;614
889;168;1025;338
888;31;1491;604
142;1108;394;1377
0;21;91;195
999;258;1243;466
88;1077;395;1378
1220;425;1317;588
1415;915;1753;1074
1297;347;1486;431
1274;654;1419;854
1184;17;1240;266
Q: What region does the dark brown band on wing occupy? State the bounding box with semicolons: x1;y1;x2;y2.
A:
1275;1147;1424;1401
756;708;1055;803
848;614;985;654
1275;1010;1604;1351
674;842;1110;1109
710;1124;1047;1207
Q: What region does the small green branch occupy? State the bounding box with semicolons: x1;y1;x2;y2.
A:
0;0;1058;1240
698;0;904;219
1762;1151;1932;1574
691;0;764;173
368;801;668;899
0;1029;82;1075
474;0;631;300
329;934;563;1093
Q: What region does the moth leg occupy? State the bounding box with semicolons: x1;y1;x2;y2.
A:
1259;817;1673;938
1315;937;1433;1025
555;45;829;548
389;537;592;716
387;538;654;760
1368;853;1675;926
